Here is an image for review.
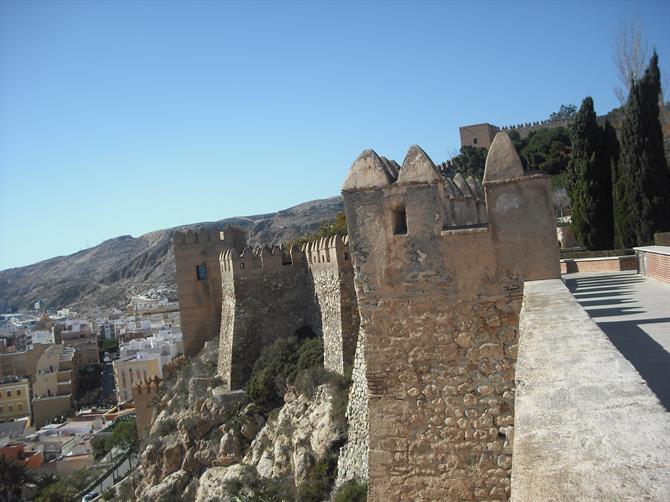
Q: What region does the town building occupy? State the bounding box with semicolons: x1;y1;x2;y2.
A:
0;377;31;423
60;325;99;367
0;343;49;383
113;331;182;402
28;330;55;347
0;442;44;469
32;344;79;427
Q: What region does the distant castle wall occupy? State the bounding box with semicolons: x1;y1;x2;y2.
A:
306;236;360;374
216;236;359;390
340;133;559;500
217;246;315;390
173;226;246;357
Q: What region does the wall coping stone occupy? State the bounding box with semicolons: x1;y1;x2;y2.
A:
512;279;670;501
634;245;670;257
559;255;635;263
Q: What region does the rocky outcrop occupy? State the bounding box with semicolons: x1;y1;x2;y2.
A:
242;384;345;485
131;335;346;501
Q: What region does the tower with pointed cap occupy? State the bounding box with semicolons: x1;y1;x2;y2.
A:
339;132;559;499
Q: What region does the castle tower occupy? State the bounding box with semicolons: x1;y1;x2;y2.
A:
174;226;247;357
305;235;359;374
218;245;314;390
216;236;360;390
341;133;559;500
132;375;161;439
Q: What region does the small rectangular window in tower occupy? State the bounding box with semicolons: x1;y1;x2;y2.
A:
196;264;207;281
473;138;478;144
393;206;408;235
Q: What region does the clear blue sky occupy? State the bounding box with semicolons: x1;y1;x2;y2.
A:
1;1;669;270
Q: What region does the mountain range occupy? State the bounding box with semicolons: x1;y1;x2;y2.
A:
0;196;343;313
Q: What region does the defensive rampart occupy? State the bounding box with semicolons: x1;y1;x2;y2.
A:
217;236;359;390
173;226;247;356
341;132;560;500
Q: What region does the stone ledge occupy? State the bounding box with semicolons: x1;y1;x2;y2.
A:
512;279;670;501
634;245;670;257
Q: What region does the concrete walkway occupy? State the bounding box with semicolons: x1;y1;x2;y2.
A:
564;271;670;410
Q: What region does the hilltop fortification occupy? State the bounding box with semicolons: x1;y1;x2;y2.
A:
171;132;561;501
173;226;247;356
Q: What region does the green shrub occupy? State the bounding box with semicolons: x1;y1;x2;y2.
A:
296;452;339;502
246;336;303;414
334;480;367;502
284;212;347;251
154;417;177;436
296;337;323;371
91;435;111;460
224;474;294;501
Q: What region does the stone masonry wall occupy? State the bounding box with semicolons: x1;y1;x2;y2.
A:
341;133;560;501
218;255;315;390
217;237;360;389
311;268;346;373
308;236;359;374
174;227;246;357
336;329;369;486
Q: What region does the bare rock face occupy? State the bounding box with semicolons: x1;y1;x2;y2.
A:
243;384;345;486
217;431;242;466
132;334;345;501
195;464;258;502
142;469;190;500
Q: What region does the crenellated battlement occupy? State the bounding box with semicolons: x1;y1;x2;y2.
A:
342;136;548;237
174;224;247;248
173;224;248;357
132;375;162;439
216;232;358;388
132;375;161;395
219;234;353;279
220;244;306;277
303;234;352;269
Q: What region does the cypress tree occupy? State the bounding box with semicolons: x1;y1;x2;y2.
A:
614;51;670;246
567;97;615;250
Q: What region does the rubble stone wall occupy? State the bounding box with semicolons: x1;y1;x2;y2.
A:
336;329;369;486
218;260;315;390
216;236;360;390
173;227;246;357
341;133;560;500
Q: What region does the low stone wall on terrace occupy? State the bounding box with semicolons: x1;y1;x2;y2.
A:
635;245;670;284
512;279;670;501
560;255;637;274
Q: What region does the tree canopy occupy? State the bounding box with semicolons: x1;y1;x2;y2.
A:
614;51;670;246
567;97;616;250
450;146;488;180
549;104;577;122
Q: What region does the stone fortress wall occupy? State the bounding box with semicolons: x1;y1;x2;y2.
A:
173;226;247;357
340;133;560;500
217;235;359;389
174;226;360;390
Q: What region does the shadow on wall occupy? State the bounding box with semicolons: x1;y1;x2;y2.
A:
565;274;670;411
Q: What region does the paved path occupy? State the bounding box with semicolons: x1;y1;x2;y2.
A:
564;271;670;410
